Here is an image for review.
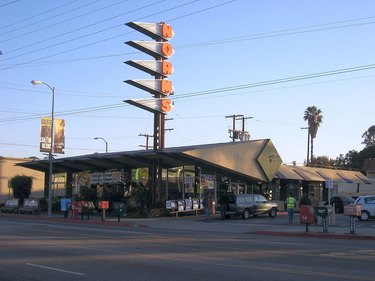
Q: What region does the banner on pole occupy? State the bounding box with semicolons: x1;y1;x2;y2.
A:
40;117;65;154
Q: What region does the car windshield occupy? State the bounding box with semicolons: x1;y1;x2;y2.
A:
342;197;355;204
257;195;268;203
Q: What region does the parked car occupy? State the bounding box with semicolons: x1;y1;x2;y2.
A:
218;193;278;219
325;196;355;213
354;195;375;221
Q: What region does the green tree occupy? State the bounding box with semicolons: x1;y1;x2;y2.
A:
334;147;375;170
10;175;33;205
362;125;375;148
303;106;323;165
310;155;335;167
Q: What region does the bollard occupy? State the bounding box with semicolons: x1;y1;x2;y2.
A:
322;217;328;233
350;217;356;234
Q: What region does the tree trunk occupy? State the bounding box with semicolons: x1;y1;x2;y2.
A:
310;135;314;164
307;128;310;166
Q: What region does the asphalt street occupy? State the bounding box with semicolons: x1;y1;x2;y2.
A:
0;214;375;281
1;212;375;281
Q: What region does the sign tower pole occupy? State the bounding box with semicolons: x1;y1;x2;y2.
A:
124;22;175;205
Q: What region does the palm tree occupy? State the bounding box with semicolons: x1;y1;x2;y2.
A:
303;106;323;165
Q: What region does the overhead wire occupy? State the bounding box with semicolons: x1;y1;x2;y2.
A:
1;6;373;114
0;0;20;8
3;0;166;57
0;0;103;39
0;0;79;31
1;62;375;124
0;0;241;70
1;2;373;152
0;0;199;70
1;0;125;49
2;11;375;69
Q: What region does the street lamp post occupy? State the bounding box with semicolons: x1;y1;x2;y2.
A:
94;137;108;153
31;80;55;217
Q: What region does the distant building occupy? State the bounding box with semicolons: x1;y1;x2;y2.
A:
0;157;45;203
276;164;375;205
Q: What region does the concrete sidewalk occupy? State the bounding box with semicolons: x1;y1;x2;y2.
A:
120;214;375;240
2;212;375;240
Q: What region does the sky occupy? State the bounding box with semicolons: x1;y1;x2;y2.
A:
1;0;374;166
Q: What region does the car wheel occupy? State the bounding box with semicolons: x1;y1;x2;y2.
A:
269;207;277;217
242;209;250;220
360;211;370;221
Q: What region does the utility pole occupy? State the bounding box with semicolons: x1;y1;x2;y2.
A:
139;133;153;150
226;114;243;142
236;116;252;141
226;114;252;142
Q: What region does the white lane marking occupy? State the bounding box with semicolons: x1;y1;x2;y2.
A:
26;263;85;276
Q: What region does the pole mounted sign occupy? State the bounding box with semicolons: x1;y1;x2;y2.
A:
126;22;174;40
124;22;174;115
125;79;174;96
124;21;175;151
125;41;174;59
125;60;174;78
126;98;173;114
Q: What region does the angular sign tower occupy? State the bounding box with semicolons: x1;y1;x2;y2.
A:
124;22;175;151
124;22;175;206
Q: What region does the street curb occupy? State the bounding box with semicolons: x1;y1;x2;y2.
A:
253;230;375;241
0;213;149;228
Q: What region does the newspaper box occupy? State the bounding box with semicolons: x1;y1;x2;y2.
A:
299;205;315;224
315;206;329;218
344;204;361;217
184;199;192;210
98;201;109;210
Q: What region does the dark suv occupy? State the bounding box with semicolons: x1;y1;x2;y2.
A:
325;196;355;213
218;193;278;219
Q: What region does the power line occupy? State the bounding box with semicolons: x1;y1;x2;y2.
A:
3;13;375;69
0;0;102;38
173;63;375;100
0;0;20;8
1;62;375;125
0;0;79;30
0;0;233;70
0;0;172;61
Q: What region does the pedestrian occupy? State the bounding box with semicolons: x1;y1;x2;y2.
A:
220;190;229;220
285;193;296;223
202;191;212;222
309;192;319;223
299;192;312;207
309;193;318;207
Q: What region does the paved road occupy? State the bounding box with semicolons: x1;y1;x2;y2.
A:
1;213;375;281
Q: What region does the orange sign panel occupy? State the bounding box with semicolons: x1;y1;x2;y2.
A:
126;22;174;40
